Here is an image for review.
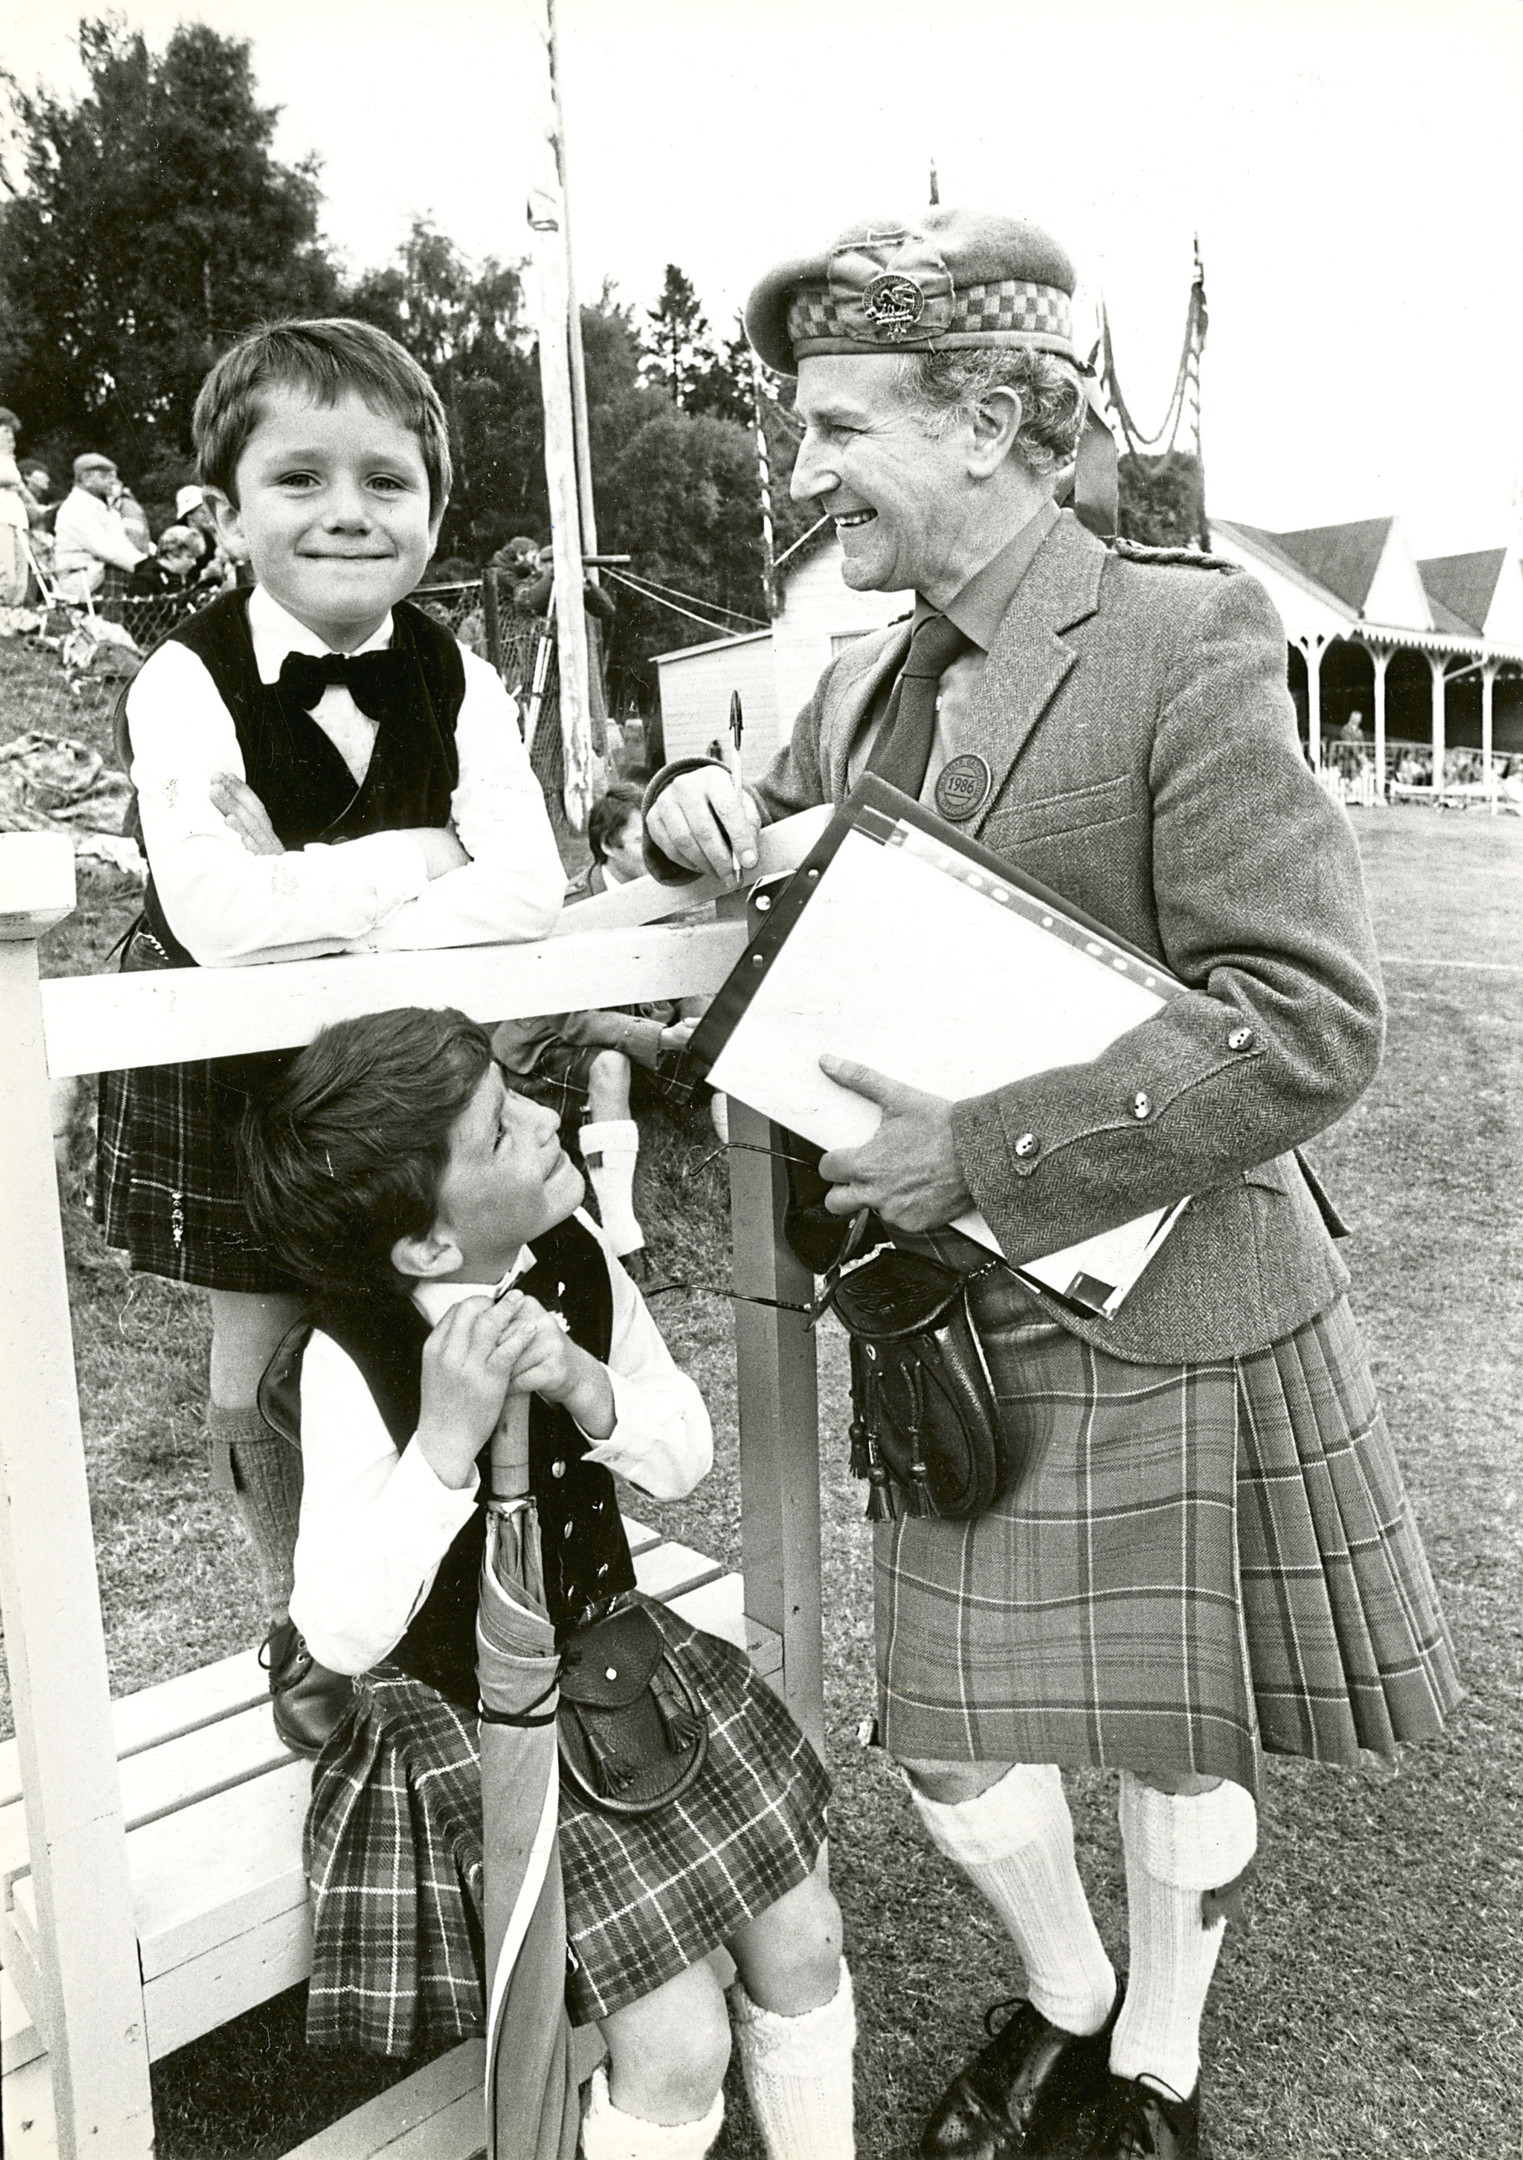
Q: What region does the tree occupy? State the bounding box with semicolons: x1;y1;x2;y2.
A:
599;409;769;707
686;322;754;429
641;264;714;412
0;19;340;491
1116;452;1208;549
348;218;526;400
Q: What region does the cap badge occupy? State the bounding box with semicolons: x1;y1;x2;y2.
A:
829;227;955;347
861;272;926;338
934;753;992;823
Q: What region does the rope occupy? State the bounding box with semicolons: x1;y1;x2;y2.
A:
599;568;765;638
1099;250;1208;464
613;568;766;627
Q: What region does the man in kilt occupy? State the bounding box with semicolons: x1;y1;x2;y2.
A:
643;207;1460;2159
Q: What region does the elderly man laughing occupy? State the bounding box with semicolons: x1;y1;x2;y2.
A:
643;208;1459;2160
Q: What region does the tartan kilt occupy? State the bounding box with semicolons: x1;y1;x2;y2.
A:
874;1282;1461;1794
304;1597;830;2056
96;1052;301;1293
505;1032;692;1131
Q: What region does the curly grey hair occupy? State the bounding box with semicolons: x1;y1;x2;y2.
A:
895;348;1087;474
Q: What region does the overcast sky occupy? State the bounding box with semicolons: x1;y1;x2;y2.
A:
10;0;1523;555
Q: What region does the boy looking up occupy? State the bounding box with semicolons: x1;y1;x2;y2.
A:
240;1007;854;2160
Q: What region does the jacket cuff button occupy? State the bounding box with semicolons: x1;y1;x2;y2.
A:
1132;1091;1151;1120
1227;1025;1254;1051
1013;1131;1040;1159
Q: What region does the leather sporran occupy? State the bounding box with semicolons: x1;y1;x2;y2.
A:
825;1245;1019;1521
556;1603;709;1817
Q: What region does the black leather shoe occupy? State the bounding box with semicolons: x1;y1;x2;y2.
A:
1081;2075;1205;2158
261;1619;354;1759
921;1994;1118;2159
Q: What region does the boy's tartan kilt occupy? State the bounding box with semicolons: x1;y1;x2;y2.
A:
874;1283;1461;1792
97;1052;301;1293
304;1598;830;2056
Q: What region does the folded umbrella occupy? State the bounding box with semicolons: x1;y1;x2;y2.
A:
476;1396;580;2160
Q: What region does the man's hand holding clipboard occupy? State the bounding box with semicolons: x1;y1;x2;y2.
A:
816;1057;973;1234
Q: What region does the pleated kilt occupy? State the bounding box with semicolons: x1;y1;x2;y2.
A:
97;1051;300;1294
304;1597;830;2057
874;1278;1461;1794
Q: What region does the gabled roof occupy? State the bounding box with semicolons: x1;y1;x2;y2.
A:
1417;549;1506;636
1212;519;1357;617
1269;518;1395;612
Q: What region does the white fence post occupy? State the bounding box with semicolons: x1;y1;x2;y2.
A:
724;1072;825;1756
0;836;154;2156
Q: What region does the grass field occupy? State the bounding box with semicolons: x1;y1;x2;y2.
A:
1;630;1519;2157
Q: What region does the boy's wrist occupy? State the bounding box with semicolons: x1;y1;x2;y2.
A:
559;1351;616;1442
413;1419;485;1491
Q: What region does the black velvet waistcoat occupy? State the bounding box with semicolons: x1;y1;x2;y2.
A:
314;1215;637;1712
134;591;466;964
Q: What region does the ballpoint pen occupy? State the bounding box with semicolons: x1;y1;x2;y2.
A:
719;688;746;881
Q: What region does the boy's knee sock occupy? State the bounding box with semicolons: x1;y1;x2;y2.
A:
580;1118;645;1257
580;2065;723;2160
207;1402;302;1625
731;1959;855;2160
909;1764;1116;2035
1111;1773;1258;2100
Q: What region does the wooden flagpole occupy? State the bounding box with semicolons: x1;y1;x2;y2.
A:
525;2;593;831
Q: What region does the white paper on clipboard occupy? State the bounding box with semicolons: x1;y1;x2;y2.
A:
705;813;1189;1316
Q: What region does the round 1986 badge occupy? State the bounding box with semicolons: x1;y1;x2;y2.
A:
934;753;992;822
861;272;926;339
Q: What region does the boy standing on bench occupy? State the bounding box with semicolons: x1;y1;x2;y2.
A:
240;1006;855;2159
94;321;565;1750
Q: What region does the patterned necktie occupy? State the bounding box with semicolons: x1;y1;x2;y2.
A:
867;611;975;802
276;648;411;723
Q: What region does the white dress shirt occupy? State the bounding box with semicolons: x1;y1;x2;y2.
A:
51;484;147;594
125;585;564;965
289;1212;714;1676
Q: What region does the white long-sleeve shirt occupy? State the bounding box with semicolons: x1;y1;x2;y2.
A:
52;484;147;591
125;585;565;965
289;1212;714;1676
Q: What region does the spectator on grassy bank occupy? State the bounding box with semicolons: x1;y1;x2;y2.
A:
0;407;46;609
175;484;234;589
126;523;205;621
52;451;148;604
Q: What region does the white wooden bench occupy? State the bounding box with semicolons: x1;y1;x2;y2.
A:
0;1519;779;2157
0;827;824;2159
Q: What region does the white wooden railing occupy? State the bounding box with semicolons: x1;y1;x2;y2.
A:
0;820;827;2158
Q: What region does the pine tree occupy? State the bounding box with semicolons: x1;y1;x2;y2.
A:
642;264;712;411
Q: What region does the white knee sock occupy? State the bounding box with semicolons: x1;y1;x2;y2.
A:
731;1959;856;2159
580;1119;645;1257
580;2064;724;2160
1111;1774;1258;2100
909;1764;1116;2035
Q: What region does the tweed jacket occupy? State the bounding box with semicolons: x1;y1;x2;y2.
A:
702;511;1385;1364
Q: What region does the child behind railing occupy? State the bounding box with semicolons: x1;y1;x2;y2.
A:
94;317;565;1751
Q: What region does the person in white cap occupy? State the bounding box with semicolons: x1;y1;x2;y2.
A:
643;206;1460;2160
175;482;231;588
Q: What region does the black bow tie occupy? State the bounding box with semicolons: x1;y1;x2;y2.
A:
277;647;411;722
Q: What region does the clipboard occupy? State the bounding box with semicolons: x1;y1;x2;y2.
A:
676;774;1190;1318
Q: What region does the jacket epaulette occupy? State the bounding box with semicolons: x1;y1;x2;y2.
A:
1107;537;1236;572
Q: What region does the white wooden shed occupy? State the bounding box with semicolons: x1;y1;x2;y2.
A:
653;630;777;765
653;523;910;771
